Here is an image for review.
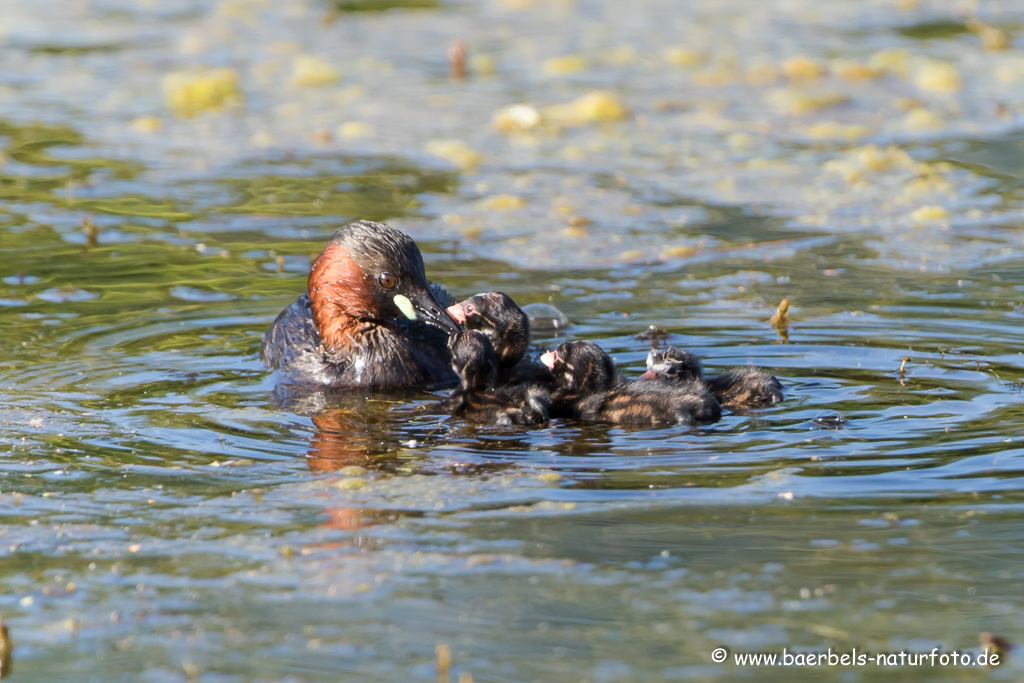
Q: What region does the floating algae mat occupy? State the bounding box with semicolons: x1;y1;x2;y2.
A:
0;0;1024;680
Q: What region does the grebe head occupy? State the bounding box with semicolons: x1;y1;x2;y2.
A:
446;292;529;368
308;221;459;351
641;347;703;381
540;340;618;395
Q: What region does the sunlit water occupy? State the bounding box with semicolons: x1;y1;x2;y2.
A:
2;0;1024;681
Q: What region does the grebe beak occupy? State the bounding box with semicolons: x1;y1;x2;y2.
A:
406;289;461;333
446;302;467;324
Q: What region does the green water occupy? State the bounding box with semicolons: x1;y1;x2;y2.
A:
2;0;1024;681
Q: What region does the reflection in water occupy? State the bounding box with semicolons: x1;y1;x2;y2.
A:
302;393;526;474
307;405;397;474
305;398;519;536
305;402;414;536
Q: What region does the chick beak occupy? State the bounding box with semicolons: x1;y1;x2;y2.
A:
639;370;658;381
406;289;461;333
446;302;468;324
539;350;557;369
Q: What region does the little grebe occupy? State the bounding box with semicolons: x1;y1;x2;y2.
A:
443;330;550;426
446;292;553;386
644;347;784;410
260;221;460;389
540;341;720;427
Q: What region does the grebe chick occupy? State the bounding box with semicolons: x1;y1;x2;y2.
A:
644;347;783;410
447;291;553;386
540;341;720;427
443;331;550;426
705;368;784;410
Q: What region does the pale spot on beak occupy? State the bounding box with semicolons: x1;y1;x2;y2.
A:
540;350;557;369
393;294;417;320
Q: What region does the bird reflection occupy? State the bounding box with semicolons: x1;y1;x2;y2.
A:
307;407;388;473
286;388;441;473
278;386;521;535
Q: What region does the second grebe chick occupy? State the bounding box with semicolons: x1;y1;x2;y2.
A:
540;341;720;427
443;331;550;427
447;291;553;386
447;292;528;368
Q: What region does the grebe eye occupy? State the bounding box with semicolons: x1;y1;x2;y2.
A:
377;273;397;289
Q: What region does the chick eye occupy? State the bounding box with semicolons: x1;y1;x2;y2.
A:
464;304;475;315
377;273;397;289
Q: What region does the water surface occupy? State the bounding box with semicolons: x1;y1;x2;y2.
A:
2;0;1024;681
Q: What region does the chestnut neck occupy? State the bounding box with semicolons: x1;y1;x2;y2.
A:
308;244;388;354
